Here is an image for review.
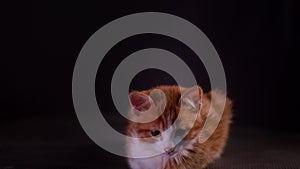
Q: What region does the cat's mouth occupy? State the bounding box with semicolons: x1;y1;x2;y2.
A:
165;140;188;157
168;150;178;156
164;146;180;156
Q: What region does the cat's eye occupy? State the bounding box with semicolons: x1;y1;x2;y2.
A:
174;129;187;137
151;130;161;137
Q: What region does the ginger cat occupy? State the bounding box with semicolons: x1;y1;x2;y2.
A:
126;85;233;169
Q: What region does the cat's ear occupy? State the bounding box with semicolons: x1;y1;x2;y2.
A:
129;91;152;112
180;86;203;111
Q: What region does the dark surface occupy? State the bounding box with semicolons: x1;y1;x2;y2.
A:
1;113;300;169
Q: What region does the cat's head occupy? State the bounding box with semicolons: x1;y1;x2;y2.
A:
126;85;207;159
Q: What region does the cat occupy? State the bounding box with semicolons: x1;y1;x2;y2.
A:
126;85;233;169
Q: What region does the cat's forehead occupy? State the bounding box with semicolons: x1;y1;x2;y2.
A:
139;110;192;129
146;86;181;96
131;85;201;130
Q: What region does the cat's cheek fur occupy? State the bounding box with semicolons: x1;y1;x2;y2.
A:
127;139;162;157
127;140;167;169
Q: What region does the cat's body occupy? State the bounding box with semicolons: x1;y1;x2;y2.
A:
126;85;233;169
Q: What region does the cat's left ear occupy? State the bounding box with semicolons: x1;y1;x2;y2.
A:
129;91;152;112
180;86;203;111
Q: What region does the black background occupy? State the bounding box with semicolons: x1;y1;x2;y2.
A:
1;0;297;168
25;0;295;130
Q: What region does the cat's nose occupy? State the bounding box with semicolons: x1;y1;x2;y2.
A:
164;147;175;154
